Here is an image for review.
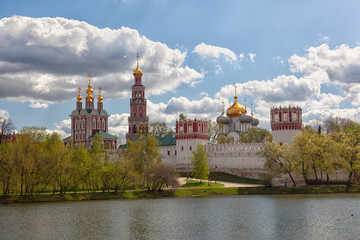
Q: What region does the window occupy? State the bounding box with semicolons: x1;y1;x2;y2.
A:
181;146;184;151
93;119;96;129
167;151;170;156
190;146;192;151
175;150;177;155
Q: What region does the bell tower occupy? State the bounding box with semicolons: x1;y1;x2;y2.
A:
126;54;149;141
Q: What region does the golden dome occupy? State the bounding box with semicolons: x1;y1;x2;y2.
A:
85;72;94;102
76;86;82;103
226;96;246;117
133;53;143;76
97;87;103;103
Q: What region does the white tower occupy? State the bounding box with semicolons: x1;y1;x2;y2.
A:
270;106;302;145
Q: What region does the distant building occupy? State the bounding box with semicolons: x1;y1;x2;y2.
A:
63;73;117;149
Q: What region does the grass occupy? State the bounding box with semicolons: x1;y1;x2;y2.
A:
177;172;264;185
2;185;360;204
182;180;224;188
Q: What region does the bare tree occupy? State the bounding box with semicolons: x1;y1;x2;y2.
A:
322;117;352;134
0;117;15;144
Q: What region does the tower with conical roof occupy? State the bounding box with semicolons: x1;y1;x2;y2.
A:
126;53;149;141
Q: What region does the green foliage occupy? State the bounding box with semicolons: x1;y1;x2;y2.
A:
191;144;210;182
239;127;272;143
217;134;234;144
179;113;187;121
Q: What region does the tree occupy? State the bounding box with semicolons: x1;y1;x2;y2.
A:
260;142;297;187
217;134;234;144
179;113;187;121
239;127;272;143
191;144;209;183
207;120;222;143
0;116;15;144
331;122;360;191
149;122;169;136
323;117;352;134
144;163;179;191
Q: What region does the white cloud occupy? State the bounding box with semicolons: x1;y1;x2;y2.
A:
193;42;238;62
0;16;203;104
289;43;360;85
29;102;49;108
0;109;10;119
239;53;245;59
248;53;256;63
216;74;321;104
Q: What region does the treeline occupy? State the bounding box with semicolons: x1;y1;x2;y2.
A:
261;118;360;190
0;127;178;197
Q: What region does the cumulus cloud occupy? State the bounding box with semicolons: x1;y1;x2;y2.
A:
216;74;321;103
0;16;203;105
193;42;237;62
289;43;360;85
0;109;10;119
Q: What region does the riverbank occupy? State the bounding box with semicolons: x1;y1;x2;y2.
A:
2;185;360;203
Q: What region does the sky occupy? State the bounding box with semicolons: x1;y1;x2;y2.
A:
1;0;360;142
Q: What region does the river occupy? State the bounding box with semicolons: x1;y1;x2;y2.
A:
1;194;360;240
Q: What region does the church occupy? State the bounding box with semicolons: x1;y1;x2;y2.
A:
63;73;117;149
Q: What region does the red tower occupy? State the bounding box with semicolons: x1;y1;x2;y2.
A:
126;54;149;141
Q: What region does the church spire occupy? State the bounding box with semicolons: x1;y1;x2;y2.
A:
97;87;103;111
76;86;83;110
85;72;95;109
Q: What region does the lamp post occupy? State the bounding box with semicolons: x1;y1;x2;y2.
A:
336;169;338;182
208;171;210;186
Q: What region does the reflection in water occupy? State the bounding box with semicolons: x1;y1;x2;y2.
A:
1;194;360;240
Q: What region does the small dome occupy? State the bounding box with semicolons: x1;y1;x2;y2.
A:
133;65;143;76
239;112;253;123
251;117;259;126
217;113;230;124
226;96;246;118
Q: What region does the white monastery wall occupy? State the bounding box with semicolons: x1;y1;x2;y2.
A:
272;130;301;145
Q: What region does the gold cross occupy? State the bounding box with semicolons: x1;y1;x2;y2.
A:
78;86;81;93
136;53;139;67
234;83;237;97
98;87;102;94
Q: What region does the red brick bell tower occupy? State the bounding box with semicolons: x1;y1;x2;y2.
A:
126;54;149;141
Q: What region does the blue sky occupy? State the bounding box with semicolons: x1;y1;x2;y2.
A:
1;0;360;141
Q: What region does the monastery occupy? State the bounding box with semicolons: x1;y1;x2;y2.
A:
118;56;303;178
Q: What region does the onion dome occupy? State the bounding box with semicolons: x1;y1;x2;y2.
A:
226;96;246;118
239;110;254;123
217;101;230;124
85;72;94;102
97;87;103;103
251;117;259;126
133;53;143;76
76;86;82;103
250;103;259;126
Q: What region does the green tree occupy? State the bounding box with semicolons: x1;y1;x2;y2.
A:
191;144;209;183
239;127;272;143
217;134;234;144
86;133;104;192
260;142;297;187
331;122;360;191
179;113;187;121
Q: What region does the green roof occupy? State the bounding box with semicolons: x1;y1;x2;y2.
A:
118;134;176;149
90;130;117;140
86;109;93;113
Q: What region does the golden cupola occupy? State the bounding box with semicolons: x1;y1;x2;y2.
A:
226;85;246;118
97;87;103;103
85;72;94;102
133;53;143;76
76;87;82;103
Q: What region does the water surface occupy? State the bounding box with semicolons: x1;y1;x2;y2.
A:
1;194;359;240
